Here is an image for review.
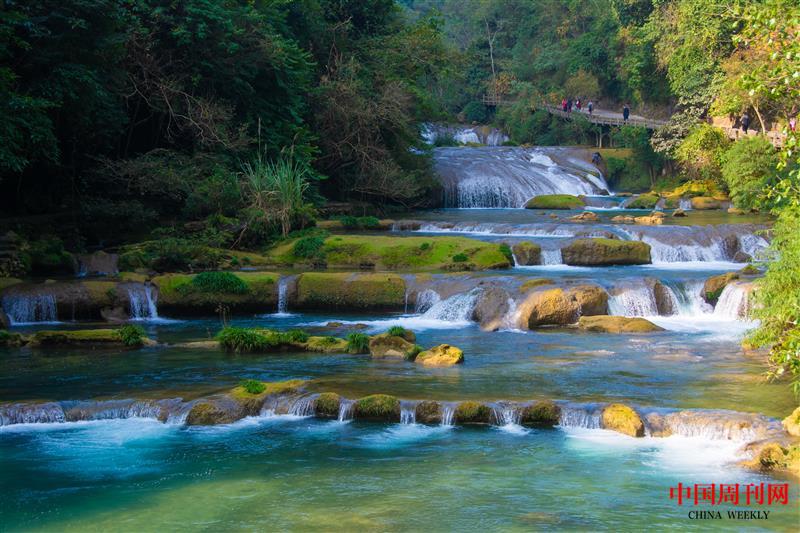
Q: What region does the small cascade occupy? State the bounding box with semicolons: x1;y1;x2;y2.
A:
608;284;660;317
414;289;441;313
664;280;711;316
647;410;782;442
491;403;522;426
713;283;751;319
1;293;58;325
337;399;355;422
287;395;318;417
558;404;603;429
420;289;480;322
440;403;456;427
400;401;417;424
678;198;692;210
540;249;562;265
62;399;166;422
0;402;66;426
275;276;296;315
128;284;159;320
498;298;520;330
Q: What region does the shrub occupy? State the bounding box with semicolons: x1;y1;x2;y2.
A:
358;216;380;229
119;238;222;272
346;332;370;354
239;379;266;395
406;344;423;361
340;215;360;229
285;329;309;343
462;101;489;123
293;235;326;259
339;216;380;229
387;326;407;337
498;244;513;263
675;124;730;181
319;336;338;346
217;327;272;352
183;272;249;294
721;136;779;210
419;242;430;251
25;237;74;276
452;253;468;263
118;325;145;347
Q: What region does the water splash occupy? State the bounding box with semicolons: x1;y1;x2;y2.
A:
419;289;480;323
608;284;660;317
128;284;159;321
540;248;562;265
400;401;417;425
337;399;355;422
414;289;441;313
287;395;318;417
713;283;750;319
440;403;456;427
1;293;58;325
558;404;603;429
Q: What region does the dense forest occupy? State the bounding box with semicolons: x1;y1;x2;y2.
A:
1;0;798;384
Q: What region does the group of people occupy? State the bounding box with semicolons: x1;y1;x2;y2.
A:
560;97;593;115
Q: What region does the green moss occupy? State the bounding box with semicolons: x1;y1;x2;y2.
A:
626;193;660;209
118;324;145;347
295;273;406;310
520;278;554;291
454;401;491;424
521;400;561;427
217;327;273;352
354;394;400;421
239;379;266;395
314;392;341;417
0;330;26;346
561;238;651;266
0;277;23;291
30;328;147;347
346;332;370;354
230;379;306;401
217;327;338;353
451;253;468;262
266;235;510;271
153;271;277;313
524;194;585;209
179;271;249;294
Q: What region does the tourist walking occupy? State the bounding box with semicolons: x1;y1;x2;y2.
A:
741;111;751;134
576;99;582;111
562;98;568;112
587;101;593;115
622;103;630;123
567;98;573;112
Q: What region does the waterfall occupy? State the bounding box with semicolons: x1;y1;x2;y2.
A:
400;401;417;424
422;123;509;146
288;395;317;417
540;249;562;265
1;293;58;325
653;410;779;442
337;399;355;422
414;289;441;313
440;403;456;427
678;198;692;210
0;399;186;426
435;147;608;208
558;404;603;429
420;289;480;322
128;284;159;320
608;285;660;317
664;280;711;316
0;402;66;426
275;276;294;315
713;283;750;319
491;403;522;426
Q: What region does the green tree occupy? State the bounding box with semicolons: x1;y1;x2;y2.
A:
720;136;779;209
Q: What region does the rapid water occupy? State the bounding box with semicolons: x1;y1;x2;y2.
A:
434;147;608;207
422;123;509;146
127;283;160;321
1;293;58;324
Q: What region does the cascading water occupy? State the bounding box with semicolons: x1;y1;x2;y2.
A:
491;403;522;426
419;289;480;323
678;198;692;210
288;395;317;417
558;404;603;429
713;283;750;319
337;399;355;422
1;293;58;324
400;401;417;424
435;147;608;208
275;276;296;316
540;248;563;266
608;285;660;317
128;284;159;321
440;403;456;427
414;289;441;313
421;123;509;146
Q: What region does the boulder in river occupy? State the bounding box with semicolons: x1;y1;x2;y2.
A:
782;406;800;437
519;285;608;328
561;238;651;266
570;211;600;222
672;208;687;217
295;272;406;311
368;333;418;358
354;394;401;421
454;401;492;424
511;241;541;266
702;272;739;305
691;196;721;210
741;441;800;476
578;316;663;333
520;400;561;428
314;393;341;418
472;286;512;331
611;215;635;224
415;344;464;367
186;399;246;426
524;194;585;210
415;400;442;424
634;215;664;225
601;403;645;437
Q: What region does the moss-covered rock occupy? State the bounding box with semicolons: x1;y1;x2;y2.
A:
570;211;600;222
216;327;347;354
314;393;341;418
295;273;406;310
0;330;26;346
415;400;442;424
520;278;554;292
741;442;800;476
782;406;800;437
354;394;400;421
454;401;492;424
520;400;561;428
153;272;278;315
577;316;663;333
28;328;153;348
517;285;608;328
511;242;541;266
415;344;464;367
185;400;245;426
368;333;417;358
691;196;721;210
601;404;645;437
626;193;659;209
672;208;687;217
228;379;307;415
266;235;510;271
524;194;585;210
561;238;651;266
702;272;739;305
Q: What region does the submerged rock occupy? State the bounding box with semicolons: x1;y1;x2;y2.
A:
520;400;561;428
577;316;663;333
633;215;663;225
472;286;512;331
368;333;417;358
570;211;600;222
672;208;687;217
601;403;645;437
519;278;554;292
415;344;464;367
561;239;651;266
354;394;400;421
611;215;635;224
691;196;721;210
511;241;541;266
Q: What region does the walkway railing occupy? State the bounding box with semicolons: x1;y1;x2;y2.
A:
539;104;667;130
